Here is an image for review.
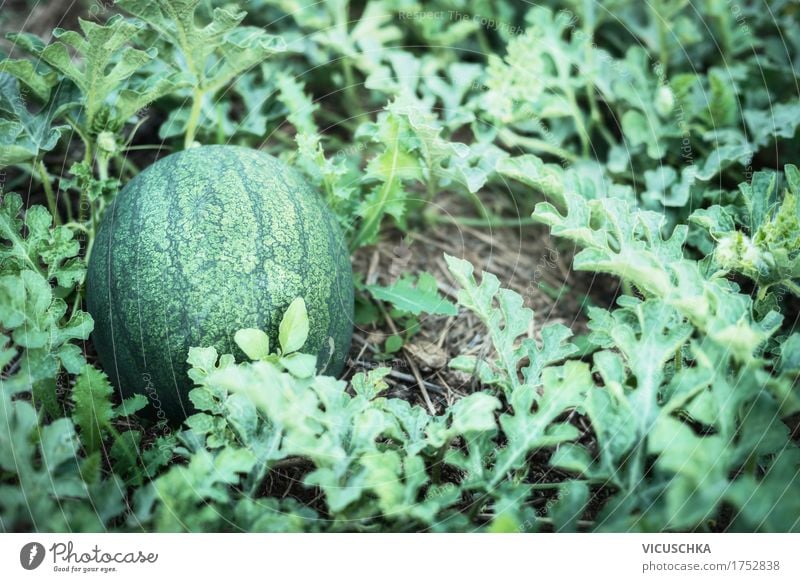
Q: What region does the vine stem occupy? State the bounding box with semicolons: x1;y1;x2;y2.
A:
37;160;60;225
782;279;800;297
427;214;540;228
498;128;579;163
342;58;358;112
652;1;669;74
334;0;360;118
476;28;492;55
63;190;74;223
550;49;590;158
581;0;604;146
77;131;93;224
431;446;447;484
246;429;283;497
97;152;109;182
529;480;589;490
184;88;205;149
115;154;140;179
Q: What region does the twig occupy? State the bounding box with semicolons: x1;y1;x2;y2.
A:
378;305;437;414
366;249;380;285
405;354;437;414
386;369;445;395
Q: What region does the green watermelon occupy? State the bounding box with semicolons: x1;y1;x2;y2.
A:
87;145;354;419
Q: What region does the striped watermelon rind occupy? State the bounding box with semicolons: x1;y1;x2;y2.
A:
87;145;354;419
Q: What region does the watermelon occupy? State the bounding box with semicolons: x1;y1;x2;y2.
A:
86;145;354;419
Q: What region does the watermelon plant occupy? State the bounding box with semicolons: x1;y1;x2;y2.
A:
1;0;798;533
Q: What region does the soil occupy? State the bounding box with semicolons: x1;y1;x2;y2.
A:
345;190;622;413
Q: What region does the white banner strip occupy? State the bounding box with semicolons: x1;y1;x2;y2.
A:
1;533;798;581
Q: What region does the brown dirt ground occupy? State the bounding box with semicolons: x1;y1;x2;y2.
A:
345;190;621;414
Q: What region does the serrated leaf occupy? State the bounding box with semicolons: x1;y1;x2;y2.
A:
449;392;500;435
351;367;391;400
352;110;422;248
367;272;456;316
117;0;285;93
496;154;565;205
745;102;800;147
445;254;575;394
0;74;78;165
40;417;80;468
71;364;114;454
491;361;592;487
113;393;149;418
0;58;58;101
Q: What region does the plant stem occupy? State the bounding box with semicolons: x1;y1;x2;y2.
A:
334;0;360;118
498;128;578;163
84;227;97;264
673;347;683;371
342;58;358;108
65;222;90;234
465;188;492;223
652;1;669;74
115;154;140;179
123;145;170;152
37;160;60;225
581;14;618;150
622;280;634;297
77;133;93;224
425;171;436;203
350;119;405;250
713;8;732;60
428;214;540;228
476;27;492;55
568;89;590;158
552;51;590;157
529;480;589;490
184;88;205;148
216;103;226;144
782;279;800;297
63;188;74;222
246;430;283;497
97;153;109;182
581;0;604;146
431;446;447;484
466;492;488;522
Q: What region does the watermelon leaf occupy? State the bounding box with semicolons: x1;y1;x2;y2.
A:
112;394;149;418
0;73;78;166
279;352;317;378
71;364;114;454
116;0;285;146
278;297;310;354
6;16;170;133
367;272;457;316
234;328;270;361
